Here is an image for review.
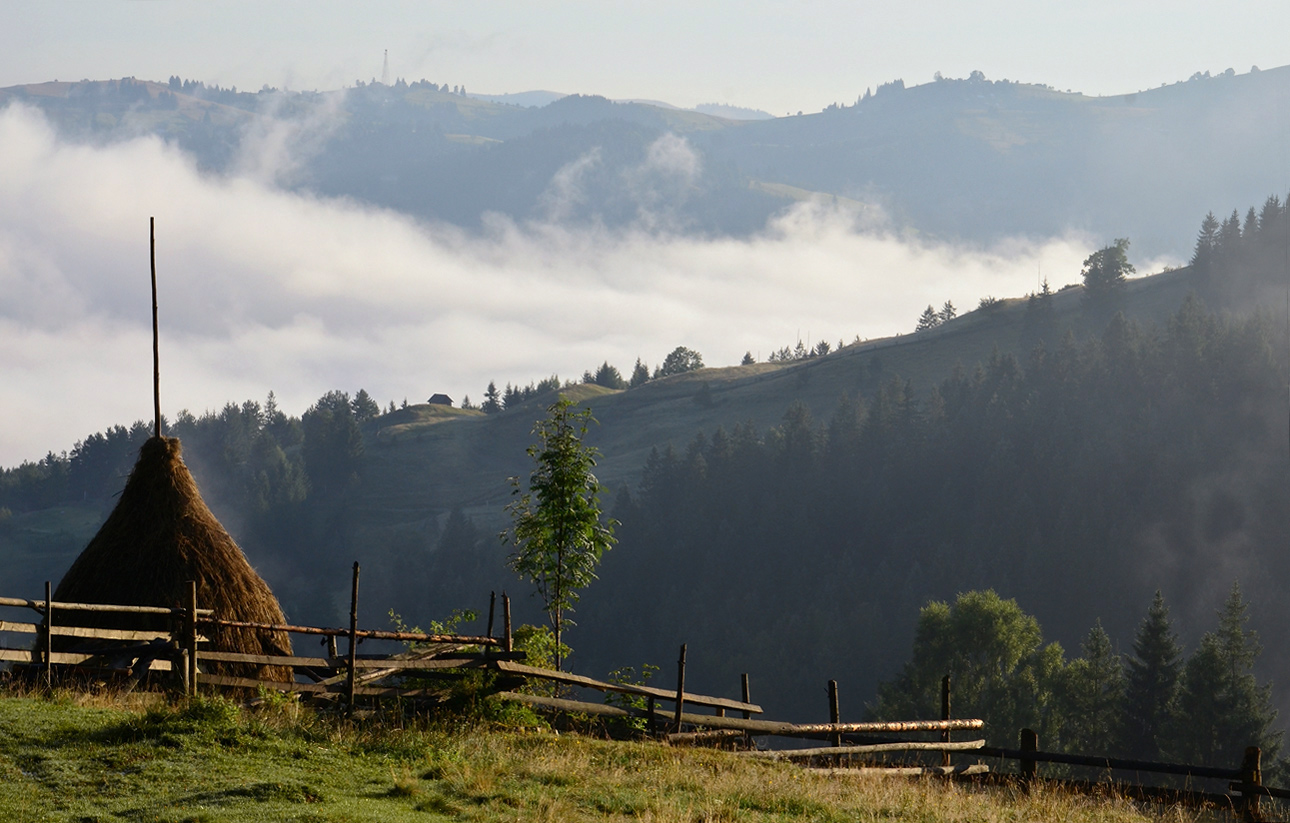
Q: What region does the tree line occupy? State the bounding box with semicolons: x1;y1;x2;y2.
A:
872;586;1281;770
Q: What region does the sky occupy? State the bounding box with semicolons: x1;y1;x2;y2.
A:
0;1;1282;466
3;1;1289;115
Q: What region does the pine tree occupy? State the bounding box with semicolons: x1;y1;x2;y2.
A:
1119;591;1182;760
939;300;957;323
629;358;650;388
916;305;941;332
1060;622;1125;754
1192;211;1220;272
482;381;502;414
1173;582;1281;766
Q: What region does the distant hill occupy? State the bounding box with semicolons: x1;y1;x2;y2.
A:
6;68;1290;254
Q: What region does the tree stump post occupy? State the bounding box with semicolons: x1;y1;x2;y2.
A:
1240;746;1262;822
1020;728;1039;792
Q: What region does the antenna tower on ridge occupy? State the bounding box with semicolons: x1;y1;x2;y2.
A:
381;49;390;86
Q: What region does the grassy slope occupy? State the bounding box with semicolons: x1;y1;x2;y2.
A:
0;692;1173;823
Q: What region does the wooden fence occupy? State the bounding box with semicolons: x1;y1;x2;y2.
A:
4;577;1285;819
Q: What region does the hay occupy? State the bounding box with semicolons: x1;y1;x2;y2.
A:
53;436;293;681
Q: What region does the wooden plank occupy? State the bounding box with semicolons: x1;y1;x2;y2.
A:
494;660;763;714
0;622;198;642
744;740;987;760
0;648;174;669
199;674;333;693
198;651;330;668
496;691;635;718
807;764;990;777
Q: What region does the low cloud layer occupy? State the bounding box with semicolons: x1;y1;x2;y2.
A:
0;103;1116;466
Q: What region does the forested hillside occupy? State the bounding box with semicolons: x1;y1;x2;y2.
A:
4;195;1290;734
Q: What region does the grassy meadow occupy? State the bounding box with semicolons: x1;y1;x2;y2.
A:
0;688;1215;823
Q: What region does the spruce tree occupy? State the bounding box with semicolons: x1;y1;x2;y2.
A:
629;358;650;388
915;305;941;332
482;380;502;414
1191;211;1220;272
1120;591;1182;760
1173;582;1281;766
1060;622;1124;754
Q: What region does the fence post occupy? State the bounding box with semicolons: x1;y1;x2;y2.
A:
486;591;496;642
828;680;841;748
672;644;687;734
502;592;512;653
187;581;198;697
741;673;751;720
43;581;53;688
346;561;360;717
1239;746;1262;822
941;675;952;767
1020;728;1039;792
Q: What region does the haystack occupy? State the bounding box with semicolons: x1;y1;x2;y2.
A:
53;436;293;681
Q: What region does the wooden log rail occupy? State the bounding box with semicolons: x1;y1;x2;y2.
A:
493;660;762;715
744;739;986;760
977;744;1242;781
0;596;213;616
496;691;981;739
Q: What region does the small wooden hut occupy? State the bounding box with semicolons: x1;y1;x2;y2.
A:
53;435;293;681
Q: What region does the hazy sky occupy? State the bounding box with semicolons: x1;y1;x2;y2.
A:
3;1;1289;114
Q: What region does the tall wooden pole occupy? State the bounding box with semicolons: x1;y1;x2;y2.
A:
502;592;512;653
828;680;841;748
346;562;360;716
187;580;199;697
44;581;53;688
941;675;952;767
672;644;687;734
150;217;161;439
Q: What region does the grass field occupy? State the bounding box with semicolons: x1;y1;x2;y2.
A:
0;688;1209;823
